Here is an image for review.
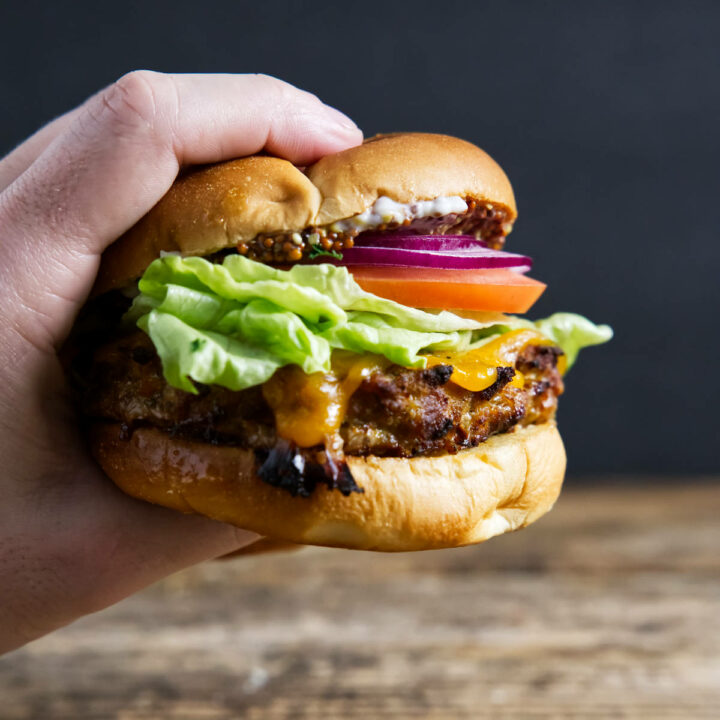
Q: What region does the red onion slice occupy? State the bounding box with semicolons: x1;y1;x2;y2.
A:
323;234;532;272
353;234;488;251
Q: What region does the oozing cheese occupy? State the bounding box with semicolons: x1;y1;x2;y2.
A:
425;329;554;392
262;353;386;448
263;332;560;447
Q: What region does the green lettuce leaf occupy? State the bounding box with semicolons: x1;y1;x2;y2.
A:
138;311;283;393
534;313;613;369
129;255;611;393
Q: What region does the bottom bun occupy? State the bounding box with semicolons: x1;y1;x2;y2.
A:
90;422;566;552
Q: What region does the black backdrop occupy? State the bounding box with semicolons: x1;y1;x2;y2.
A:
2;1;718;475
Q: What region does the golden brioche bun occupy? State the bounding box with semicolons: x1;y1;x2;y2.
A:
95;156;322;294
308;133;516;226
95;133;516;294
90;422;565;552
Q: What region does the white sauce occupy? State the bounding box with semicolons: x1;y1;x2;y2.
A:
331;195;468;232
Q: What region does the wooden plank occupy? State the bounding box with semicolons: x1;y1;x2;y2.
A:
1;482;719;719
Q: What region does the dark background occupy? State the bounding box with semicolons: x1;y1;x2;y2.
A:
1;1;718;475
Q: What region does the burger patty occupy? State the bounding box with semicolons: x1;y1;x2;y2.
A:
78;331;563;461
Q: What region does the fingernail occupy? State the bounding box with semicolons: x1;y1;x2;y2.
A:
322;105;359;130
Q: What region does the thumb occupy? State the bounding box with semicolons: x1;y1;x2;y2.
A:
0;72;362;351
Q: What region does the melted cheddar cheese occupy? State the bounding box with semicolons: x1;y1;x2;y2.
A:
263;331;562;446
262;353;387;447
425;329;557;392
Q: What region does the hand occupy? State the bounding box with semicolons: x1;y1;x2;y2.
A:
0;72;362;654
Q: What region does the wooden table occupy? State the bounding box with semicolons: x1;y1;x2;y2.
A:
2;482;719;719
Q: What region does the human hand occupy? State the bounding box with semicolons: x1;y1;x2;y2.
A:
0;72;362;654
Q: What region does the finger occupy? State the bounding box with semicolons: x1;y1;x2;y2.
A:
218;538;302;559
1;470;260;653
73;483;261;616
6;71;361;238
0;107;82;193
0;72;362;350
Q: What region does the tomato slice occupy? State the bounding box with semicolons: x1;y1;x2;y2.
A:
348;267;546;313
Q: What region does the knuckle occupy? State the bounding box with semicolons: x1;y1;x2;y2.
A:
0;147;88;254
103;71;159;128
0;181;41;239
284;84;320;109
255;73;318;106
95;70;177;136
252;72;285;89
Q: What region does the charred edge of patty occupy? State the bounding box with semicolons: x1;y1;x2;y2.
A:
477;366;516;400
421;364;455;387
257;440;362;498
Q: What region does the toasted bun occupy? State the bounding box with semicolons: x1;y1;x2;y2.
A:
95;157;321;294
89;422;565;552
95;133;516;294
308;133;517;226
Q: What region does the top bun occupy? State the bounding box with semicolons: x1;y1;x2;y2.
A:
95;133;516;294
308;133;516;226
95;156;321;294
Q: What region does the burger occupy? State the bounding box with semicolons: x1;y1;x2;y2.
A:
67;133;611;552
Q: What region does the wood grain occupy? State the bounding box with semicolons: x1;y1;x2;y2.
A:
1;481;719;719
